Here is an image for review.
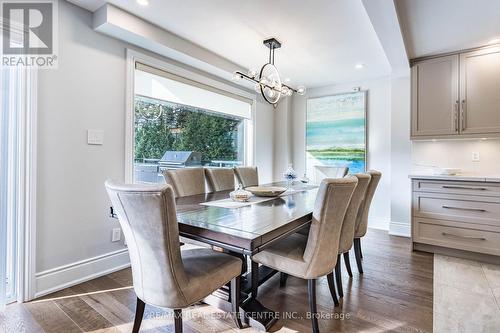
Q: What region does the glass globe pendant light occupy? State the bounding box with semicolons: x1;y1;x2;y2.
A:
233;38;306;107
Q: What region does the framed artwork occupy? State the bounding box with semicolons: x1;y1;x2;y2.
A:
306;91;367;178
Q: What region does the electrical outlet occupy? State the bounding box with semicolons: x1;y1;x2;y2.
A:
111;228;121;242
472;152;480;162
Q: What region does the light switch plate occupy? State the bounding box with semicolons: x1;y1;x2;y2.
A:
87;129;104;145
472;152;480;162
111;228;121;242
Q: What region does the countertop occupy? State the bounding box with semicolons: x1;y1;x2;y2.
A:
409;173;500;183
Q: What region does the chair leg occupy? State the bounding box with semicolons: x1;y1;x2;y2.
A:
280;272;289;287
354;238;364;274
132;297;145;333
251;261;259;299
231;276;244;329
307;279;320;333
359;238;363;258
343;252;353;278
174;309;182;333
335;254;344;298
326;272;340;307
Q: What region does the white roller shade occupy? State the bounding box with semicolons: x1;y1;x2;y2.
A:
135;63;252;119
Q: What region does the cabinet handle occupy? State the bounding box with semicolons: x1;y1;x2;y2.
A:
461;99;466;131
442;205;486;212
454;100;459;132
442;185;487;190
442;232;486;241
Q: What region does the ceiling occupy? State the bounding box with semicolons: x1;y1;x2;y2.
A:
396;0;500;59
68;0;391;88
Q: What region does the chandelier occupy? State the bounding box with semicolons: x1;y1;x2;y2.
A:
233;38;306;106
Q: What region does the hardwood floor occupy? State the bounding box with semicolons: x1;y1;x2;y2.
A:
2;229;433;332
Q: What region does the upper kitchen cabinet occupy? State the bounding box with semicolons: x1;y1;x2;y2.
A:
460;46;500;135
411;45;500;140
411;55;459;138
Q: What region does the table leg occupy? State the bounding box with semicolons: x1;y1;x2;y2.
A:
203;255;279;331
240;260;279;331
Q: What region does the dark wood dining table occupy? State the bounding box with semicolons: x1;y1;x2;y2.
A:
175;181;318;330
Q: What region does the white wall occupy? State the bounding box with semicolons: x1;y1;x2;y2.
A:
273;98;293;180
291;77;392;230
390;76;412;236
35;1;274;296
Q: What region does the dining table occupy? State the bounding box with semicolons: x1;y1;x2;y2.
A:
175;181;319;331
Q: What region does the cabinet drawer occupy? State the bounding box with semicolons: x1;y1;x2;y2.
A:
414;219;500;256
413;192;500;227
413;180;500;197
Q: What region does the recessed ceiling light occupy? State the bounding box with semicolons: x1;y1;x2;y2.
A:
355;63;364;69
488;38;500;45
137;0;149;6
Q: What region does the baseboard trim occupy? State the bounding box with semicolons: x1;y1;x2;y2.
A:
389;221;411;237
35;248;130;299
368;218;390;231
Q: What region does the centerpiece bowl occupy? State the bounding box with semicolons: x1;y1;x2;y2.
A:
245;186;287;197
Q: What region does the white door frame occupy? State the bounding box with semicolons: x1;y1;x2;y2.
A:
4;68;38;302
19;69;38;302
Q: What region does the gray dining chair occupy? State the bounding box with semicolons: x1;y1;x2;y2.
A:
353;170;382;274
313;166;349;184
205;168;236;192
334;173;371;299
105;181;244;333
251;177;358;333
234;166;259;188
162;167;206;197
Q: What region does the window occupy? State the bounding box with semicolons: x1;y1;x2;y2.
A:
131;60;253;184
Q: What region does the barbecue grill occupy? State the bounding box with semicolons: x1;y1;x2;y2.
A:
134;151;202;183
158;151;202;169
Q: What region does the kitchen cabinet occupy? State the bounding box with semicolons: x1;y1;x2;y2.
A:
411;45;500;139
460;47;500;134
411;55;459;137
411;177;500;260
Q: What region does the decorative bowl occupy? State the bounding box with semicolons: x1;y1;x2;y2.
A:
434;168;462;176
245;186;287;197
229;188;252;202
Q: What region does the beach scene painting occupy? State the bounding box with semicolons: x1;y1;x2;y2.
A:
306;91;366;176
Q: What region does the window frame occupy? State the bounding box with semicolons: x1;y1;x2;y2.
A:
125;49;256;183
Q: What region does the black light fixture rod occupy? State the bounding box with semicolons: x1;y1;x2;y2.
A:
235;70;292;93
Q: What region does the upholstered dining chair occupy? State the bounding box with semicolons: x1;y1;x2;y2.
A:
334;173;371;299
205;168;236;192
353;170;382;274
251;177;358;333
313;166;349;184
162;167;206;197
234;166;259;188
105;181;244;333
